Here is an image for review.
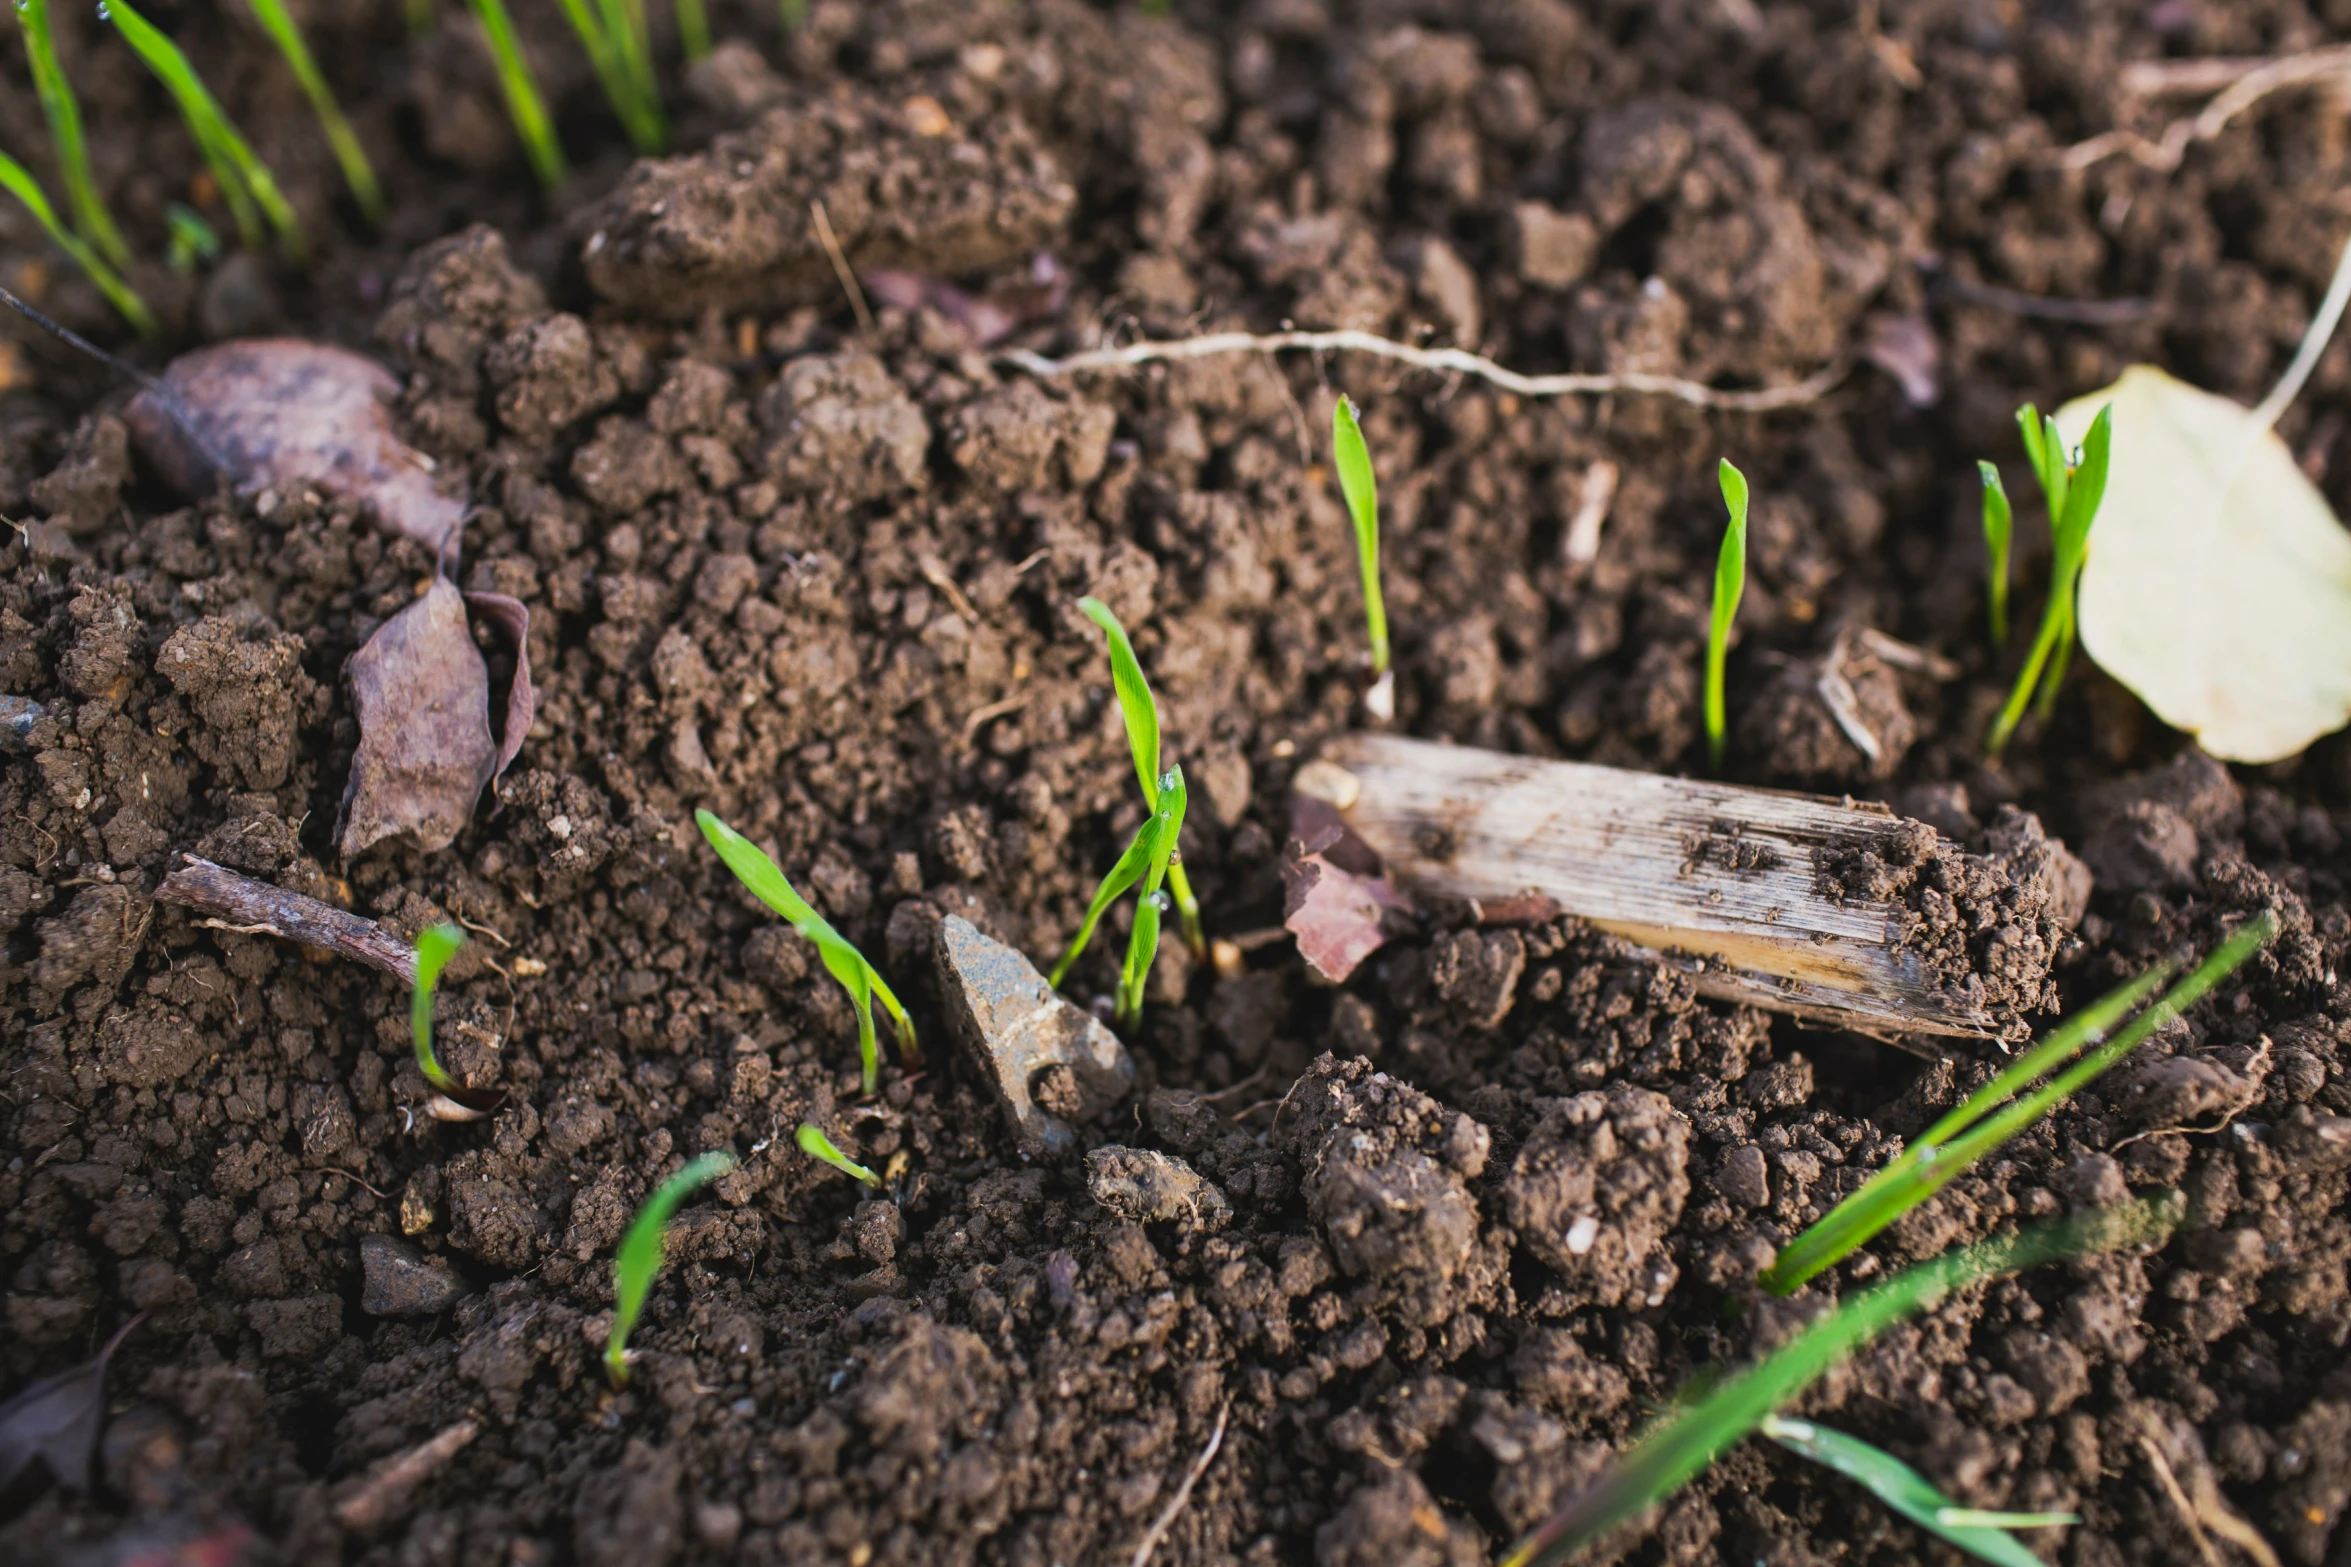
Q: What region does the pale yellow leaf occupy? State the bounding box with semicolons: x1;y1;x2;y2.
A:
2058;365;2351;763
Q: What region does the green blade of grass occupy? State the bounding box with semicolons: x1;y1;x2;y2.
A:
1985;404;2112;755
1978;461;2011;647
1331;396;1389;679
1077;595;1204;956
165;202;223;272
697;809;915;1096
1049;814;1164;990
465;0;568;189
410;922;509;1113
0;150;153;336
553;0;664;152
675;0;711;60
1705;458;1750;773
105;0;304;258
407;0;435;37
1763;912;2273;1295
780;0;808;28
1116;767;1188;1028
605;1150;737;1387
1499;1201;2172;1567
796;1122;880;1185
16;0;131;268
1761;1415;2072;1567
243;0;384;223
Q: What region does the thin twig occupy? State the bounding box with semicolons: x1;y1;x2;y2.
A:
157;855;416;986
1926;270;2155;326
312;1165;392;1198
1128;1403;1229;1567
2062;44;2351;172
0;280;229;473
1005;331;1847;412
334;1419;481;1530
2141;1433;2226;1567
809;199;874;334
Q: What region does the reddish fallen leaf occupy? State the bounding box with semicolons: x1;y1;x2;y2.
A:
339;577;494;859
1283;824;1417;983
462;590;535;782
125;339;465;559
0;1312;143;1506
861;251;1068;347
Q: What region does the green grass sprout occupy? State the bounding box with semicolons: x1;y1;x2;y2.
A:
1497;1201;2172;1567
1979;460;2011;647
0;150;153;335
16;0;130;268
552;0;665;153
1331;396;1393;719
696;809;915;1096
605;1150;737;1388
164;202;222;272
1049;764;1188;1030
244;0;384;223
796;1122;880;1186
1761;911;2275;1295
675;0;711;61
780;0;808;31
1761;1414;2076;1567
105;0;304;258
411;923;509;1115
465;0;568;190
1049;785;1169;986
1077;596;1204;957
407;0;435;36
1985;403;2112;755
1705;458;1750;773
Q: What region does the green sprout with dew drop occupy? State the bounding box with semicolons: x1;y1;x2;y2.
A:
1330;396;1393;720
1076;596;1204;958
1984;402;2112;756
244;0;384;224
796;1122;880;1186
1978;460;2012;648
697;810;915;1097
1760;911;2273;1296
605;1150;737;1388
411;924;509;1116
1049;761;1188;1032
0;150;151;335
465;0;568;190
15;0;130;268
1705;459;1749;774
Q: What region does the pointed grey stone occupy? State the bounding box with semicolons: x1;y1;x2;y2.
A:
358;1233;467;1316
933;915;1133;1155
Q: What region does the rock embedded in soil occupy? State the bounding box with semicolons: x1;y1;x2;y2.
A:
933;915;1134;1156
357;1235;467;1318
1084;1146;1230;1228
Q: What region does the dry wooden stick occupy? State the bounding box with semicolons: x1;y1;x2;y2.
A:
155;855;416;986
334;1418;480;1530
1308;735;2067;1040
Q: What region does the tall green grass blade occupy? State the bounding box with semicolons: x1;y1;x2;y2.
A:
796;1122;879;1185
1499;1202;2172;1567
697;810;916;1096
1979;461;2011;647
553;0;664;152
1761;1415;2073;1567
1077;595;1203;956
1049;814;1164;990
1763;911;2274;1295
675;0;711;60
1986;404;2111;755
1331;396;1389;680
605;1150;736;1387
16;0;130;267
244;0;384;223
465;0;568;190
408;923;510;1112
1705;459;1750;773
779;0;808;28
0;151;153;335
106;0;304;258
1116;767;1187;1029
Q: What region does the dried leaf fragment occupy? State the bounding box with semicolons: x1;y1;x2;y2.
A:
0;1313;142;1503
461;589;535;782
1283;822;1417;983
339;577;494;859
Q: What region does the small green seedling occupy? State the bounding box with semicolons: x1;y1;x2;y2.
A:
411;924;509;1116
465;0;568;190
780;0;808;30
697;810;916;1097
1984;403;2113;755
675;0;711;61
1497;1200;2170;1567
406;0;435;36
605;1150;737;1388
1048;765;1189;1031
1330;396;1393;720
164;203;223;273
796;1122;880;1186
0;151;152;335
1077;596;1204;957
1705;459;1750;774
16;0;130;268
1762;1414;2076;1567
1761;911;2274;1295
244;0;384;223
553;0;665;154
1978;460;2012;648
106;0;304;258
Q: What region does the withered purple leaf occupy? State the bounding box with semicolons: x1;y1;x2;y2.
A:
1283;824;1417;984
0;1312;143;1504
461;590;535;784
339;577;494;859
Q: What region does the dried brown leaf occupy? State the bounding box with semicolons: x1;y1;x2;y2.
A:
461;590;535;782
1282;825;1416;983
339;577;494;859
0;1313;142;1504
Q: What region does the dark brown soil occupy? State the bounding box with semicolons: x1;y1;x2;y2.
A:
5;2;2351;1565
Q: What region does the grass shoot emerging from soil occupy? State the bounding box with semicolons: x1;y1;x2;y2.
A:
243;0;384;223
15;0;130;268
0;151;152;336
1705;458;1750;773
1500;1199;2175;1567
1330;396;1392;720
605;1151;737;1388
1979;460;2012;647
466;0;568;190
674;0;710;60
553;0;665;154
164;203;222;273
696;809;915;1097
1761;1414;2076;1567
796;1122;880;1186
1048;764;1188;1029
1985;402;2112;755
1761;910;2276;1295
410;924;508;1117
106;0;304;258
1078;596;1204;957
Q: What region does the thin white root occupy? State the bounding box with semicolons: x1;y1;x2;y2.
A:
2252;215;2351;433
2063;45;2351;172
1128;1403;1230;1567
1003;332;1847;412
1562;459;1620;567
